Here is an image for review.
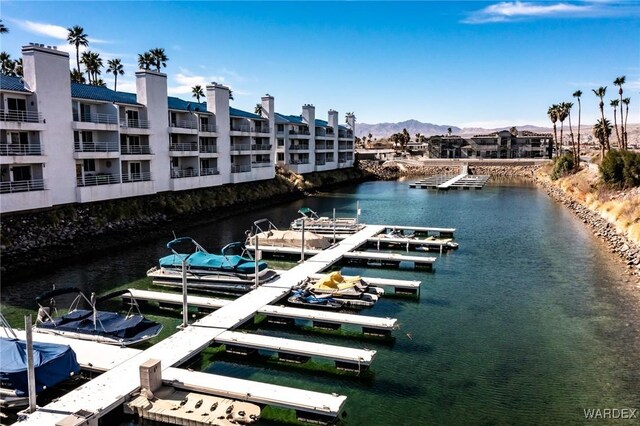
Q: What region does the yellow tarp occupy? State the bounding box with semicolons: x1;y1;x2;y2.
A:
313;271;361;291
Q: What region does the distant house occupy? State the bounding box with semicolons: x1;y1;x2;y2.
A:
427;130;552;159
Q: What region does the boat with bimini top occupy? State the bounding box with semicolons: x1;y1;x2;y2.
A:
290;207;362;234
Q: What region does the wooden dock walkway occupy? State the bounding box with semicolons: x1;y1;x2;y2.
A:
17;225;387;425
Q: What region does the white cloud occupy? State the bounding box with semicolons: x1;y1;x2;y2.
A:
168;71;225;96
9;18;68;39
463;1;596;24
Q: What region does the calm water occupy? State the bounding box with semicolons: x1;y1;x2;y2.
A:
2;179;639;425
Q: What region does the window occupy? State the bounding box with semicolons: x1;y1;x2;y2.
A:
277;138;284;147
277;153;284;161
172;158;179;168
82;131;93;143
12;166;31;181
80;103;91;122
129;162;141;180
7;98;26;112
277;124;284;132
170;112;177;127
83;159;96;172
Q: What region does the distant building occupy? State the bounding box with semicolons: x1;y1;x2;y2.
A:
427;130;552;159
0;44;355;213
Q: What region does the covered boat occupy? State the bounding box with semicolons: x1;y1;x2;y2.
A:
147;237;279;291
246;218;332;250
34;288;163;347
290;207;362;234
287;290;343;310
0;314;80;409
301;272;382;307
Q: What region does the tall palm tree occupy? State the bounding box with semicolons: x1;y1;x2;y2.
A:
0;20;8;34
610;99;621;149
254;103;263;116
149;48;168;72
592;86;609;150
81;50;102;85
0;52;14;75
592;118;612;159
106;58;124;91
137;52;154;70
67;25;89;75
562;102;576;166
613;76;626;149
228;90;234;101
192;85;205;103
622;98;630;150
70;68;86;84
13;58;22;77
547;104;559;157
557;103;568;155
572;90;582;161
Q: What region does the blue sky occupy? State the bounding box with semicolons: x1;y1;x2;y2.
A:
2;1;639;128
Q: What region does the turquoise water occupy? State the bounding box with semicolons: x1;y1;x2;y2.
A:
2;179;638;424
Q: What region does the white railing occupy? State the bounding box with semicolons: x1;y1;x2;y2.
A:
122;171;152;182
231;144;251;151
251;162;272;168
169;143;198;151
289;129;310;135
121;145;152;155
73;112;118;125
201;168;219;176
77;173;120;186
170;120;198;129
254;126;270;133
74;141;119;152
230;125;250;132
200;123;217;132
0;179;46;193
0;109;43;123
231;164;252;173
120;119;150;129
315;143;327;150
316;159;326;166
199;145;218;153
251;144;272;151
171;169;199;178
289;145;309;151
339;144;353;150
290;159;310;165
0;144;42;155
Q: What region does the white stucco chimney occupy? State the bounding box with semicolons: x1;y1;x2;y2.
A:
206;83;231;179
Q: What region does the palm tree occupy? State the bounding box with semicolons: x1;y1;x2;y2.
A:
81;50;103;85
562;102;576;166
0;52;14;75
228;90;234;101
13;58;22;77
67;25;88;75
70;68;86;84
254;103;263;116
572;90;583;161
447;127;452;136
547;104;559;157
557;103;568;155
622;98;630;150
95;78;107;87
137;52;154;70
592;86;609;150
610;99;621;148
613;76;626;149
192;85;205;103
0;20;8;34
593;118;612;159
149;48;168;72
106;58;124;91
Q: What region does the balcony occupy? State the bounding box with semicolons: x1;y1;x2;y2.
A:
251;144;272;151
231;144;251;151
254;125;270;134
339;143;354;150
251;161;272;168
199;145;218;154
230;124;250;132
170;120;197;129
120;119;150;129
289;129;310;135
0;109;43;123
73;112;118;125
169;143;198;151
0;179;46;193
122;172;152;182
77;173;119;186
289;145;309;151
289;159;310;165
171;168;198;179
231;164;252;173
74;141;119;152
201;168;219;176
0;143;42;155
315;159;326;166
121;145;152;155
200;123;217;133
338;131;353;138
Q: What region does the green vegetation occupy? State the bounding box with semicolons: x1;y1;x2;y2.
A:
600;149;640;188
551;153;575;180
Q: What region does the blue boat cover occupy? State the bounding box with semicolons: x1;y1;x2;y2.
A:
0;337;80;396
159;252;267;274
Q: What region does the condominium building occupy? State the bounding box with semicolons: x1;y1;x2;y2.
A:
427;130;552;159
0;44;356;213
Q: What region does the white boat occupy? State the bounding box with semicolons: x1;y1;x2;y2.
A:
246;218;332;250
290;207;363;234
296;272;383;308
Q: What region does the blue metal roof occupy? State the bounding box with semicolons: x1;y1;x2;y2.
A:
229;106;263;120
315;119;329;127
167;96;210;113
275;113;305;124
0;75;30;92
71;83;140;106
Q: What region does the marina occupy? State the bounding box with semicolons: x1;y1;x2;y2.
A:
409;166;490;190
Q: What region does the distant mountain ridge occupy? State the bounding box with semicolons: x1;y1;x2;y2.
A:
355;119;552;139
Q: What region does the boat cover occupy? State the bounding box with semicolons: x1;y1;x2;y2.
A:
0;337;80;396
248;230;331;250
159;252;267;274
38;310;163;343
314;272;361;290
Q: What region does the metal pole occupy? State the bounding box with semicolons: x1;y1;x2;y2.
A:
356;201;360;225
181;257;188;328
332;208;336;244
300;219;305;262
25;315;37;413
255;234;260;289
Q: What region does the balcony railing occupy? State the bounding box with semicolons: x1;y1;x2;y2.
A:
231;144;251;151
339;144;354;150
254;126;270;133
289;129;310;135
289;145;309;151
74;141;119;152
201;168;219;176
77;173;120;186
73;112;118;125
199;145;218;153
0;109;43;123
122;171;152;182
0;179;46;193
171;168;198;178
316;129;326;137
315;143;327;150
120;119;150;129
200;123;217;132
170;120;197;129
230;125;250;132
121;145;152;155
0;143;42;155
289;159;310;165
316;159;326;166
251;144;272;151
231;164;252;173
251;161;272;168
169;143;198;151
339;131;354;138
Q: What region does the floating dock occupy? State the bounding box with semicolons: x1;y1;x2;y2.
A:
410;173;490;190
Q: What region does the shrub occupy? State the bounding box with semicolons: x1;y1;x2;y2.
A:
551;154;575;180
600;150;640;187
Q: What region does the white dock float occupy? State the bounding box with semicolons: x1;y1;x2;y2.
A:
308;274;422;296
18;225;388;425
215;330;376;370
343;251;436;270
164;367;346;422
125;288;231;311
410;174;489;190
